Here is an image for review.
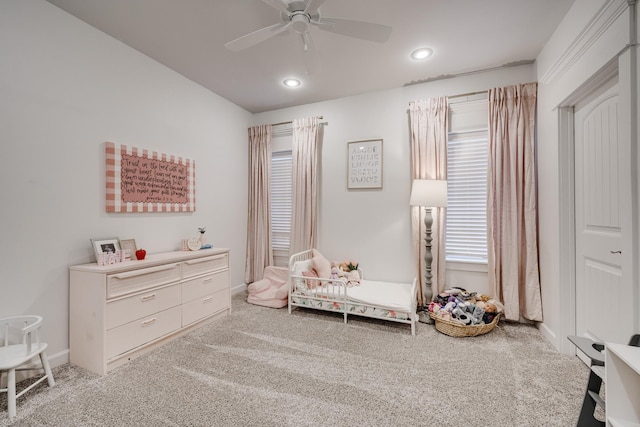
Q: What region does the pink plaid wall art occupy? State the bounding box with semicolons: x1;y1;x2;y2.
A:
105;142;196;212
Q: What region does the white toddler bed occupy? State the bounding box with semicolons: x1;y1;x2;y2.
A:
288;249;418;335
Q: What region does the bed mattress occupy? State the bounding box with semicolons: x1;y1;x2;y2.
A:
296;279;413;312
345;280;413;312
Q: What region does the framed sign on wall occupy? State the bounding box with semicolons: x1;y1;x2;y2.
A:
105;142;195;212
347;139;383;189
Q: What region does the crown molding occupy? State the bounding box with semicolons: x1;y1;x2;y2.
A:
539;0;629;84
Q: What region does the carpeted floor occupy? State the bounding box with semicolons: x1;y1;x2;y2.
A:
2;293;589;426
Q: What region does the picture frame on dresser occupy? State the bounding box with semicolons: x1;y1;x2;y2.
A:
90;237;120;261
119;239;137;259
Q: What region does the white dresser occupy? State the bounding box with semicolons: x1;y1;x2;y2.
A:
69;248;230;375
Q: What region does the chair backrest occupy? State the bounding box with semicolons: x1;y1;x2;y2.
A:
0;316;43;354
629;334;640;347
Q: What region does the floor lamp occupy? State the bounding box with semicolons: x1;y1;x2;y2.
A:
410;179;448;324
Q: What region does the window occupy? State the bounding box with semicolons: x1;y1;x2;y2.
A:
446;96;488;263
271;150;292;266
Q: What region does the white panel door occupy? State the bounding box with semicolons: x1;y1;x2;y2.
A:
574;79;633;344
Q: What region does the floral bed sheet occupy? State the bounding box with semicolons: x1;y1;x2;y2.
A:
288;249;417;335
290;295;412;321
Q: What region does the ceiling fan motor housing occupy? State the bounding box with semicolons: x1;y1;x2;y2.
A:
290;12;311;34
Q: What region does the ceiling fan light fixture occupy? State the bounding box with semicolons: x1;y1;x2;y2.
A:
283;78;301;88
411;47;433;60
290;12;311;34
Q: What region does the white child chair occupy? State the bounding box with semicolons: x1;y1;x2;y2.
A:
0;316;55;420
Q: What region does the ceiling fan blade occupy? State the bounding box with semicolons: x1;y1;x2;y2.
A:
314;17;392;43
261;0;291;15
304;0;327;15
224;22;290;52
300;33;320;75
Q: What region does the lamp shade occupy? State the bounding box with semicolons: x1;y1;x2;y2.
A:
410;179;447;207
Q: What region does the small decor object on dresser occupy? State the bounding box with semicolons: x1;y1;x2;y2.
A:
119;239;137;260
90;237;120;263
135;248;146;260
198;227;206;245
187;237;202;251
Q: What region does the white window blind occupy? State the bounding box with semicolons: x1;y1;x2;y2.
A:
271;150;292;257
446;95;488;263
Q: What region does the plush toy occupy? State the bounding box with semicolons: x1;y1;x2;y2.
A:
484;302;497;313
452;307;472;325
428;301;441;313
476;294;491;302
437;311;452;321
487;299;505;313
329;264;340;280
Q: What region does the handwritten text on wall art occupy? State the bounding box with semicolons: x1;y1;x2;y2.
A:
106;142;196;212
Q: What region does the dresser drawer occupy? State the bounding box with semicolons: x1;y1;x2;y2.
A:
182;270;229;303
182;289;229;326
182;254;228;279
106;283;181;330
106;305;181;360
107;263;181;299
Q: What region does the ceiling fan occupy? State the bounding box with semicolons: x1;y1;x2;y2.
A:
224;0;392;73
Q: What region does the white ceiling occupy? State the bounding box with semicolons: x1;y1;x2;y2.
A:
46;0;574;113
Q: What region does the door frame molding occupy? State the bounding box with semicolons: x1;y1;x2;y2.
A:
556;59;619;354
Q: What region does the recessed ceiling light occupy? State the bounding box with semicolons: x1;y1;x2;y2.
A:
283;78;301;88
411;48;433;60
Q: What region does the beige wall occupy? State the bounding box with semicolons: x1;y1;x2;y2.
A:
0;0;250;366
251;66;535;290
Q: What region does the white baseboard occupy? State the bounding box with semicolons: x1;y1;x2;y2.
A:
0;349;69;388
232;283;247;295
48;348;70;369
538;322;564;353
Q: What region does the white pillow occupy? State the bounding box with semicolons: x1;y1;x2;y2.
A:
292;259;313;276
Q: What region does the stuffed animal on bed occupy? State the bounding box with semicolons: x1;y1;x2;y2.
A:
329;264;340;280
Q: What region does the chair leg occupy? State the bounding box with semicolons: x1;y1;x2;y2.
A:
40;351;55;387
7;368;16;420
576;371;605;427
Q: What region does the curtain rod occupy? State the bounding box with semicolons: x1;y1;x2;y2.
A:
448;90;487;100
270;116;324;127
408;90;487;106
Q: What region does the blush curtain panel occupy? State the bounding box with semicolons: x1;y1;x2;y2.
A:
244;124;273;284
409;98;448;307
290;116;320;255
487;82;543;322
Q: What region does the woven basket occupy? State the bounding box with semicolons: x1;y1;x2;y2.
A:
429;312;501;337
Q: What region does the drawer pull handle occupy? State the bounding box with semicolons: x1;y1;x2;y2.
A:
202;278;213;283
141;318;157;327
112;263;178;280
203;296;214;303
185;254;226;265
141;293;156;302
